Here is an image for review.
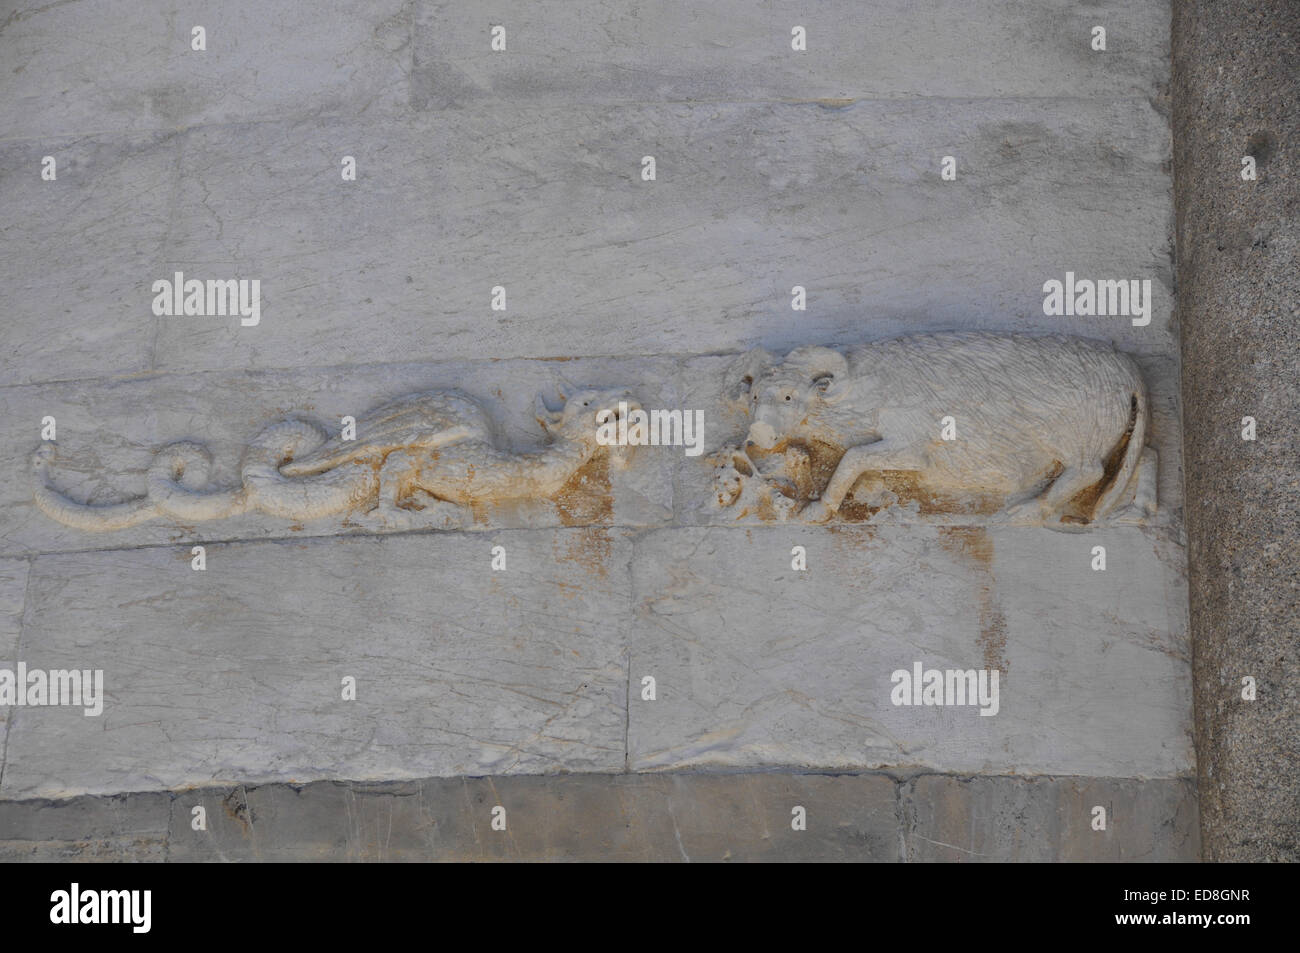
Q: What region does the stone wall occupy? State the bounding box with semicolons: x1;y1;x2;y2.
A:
0;1;1197;860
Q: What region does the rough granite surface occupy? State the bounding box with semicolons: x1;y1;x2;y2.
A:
1173;0;1300;862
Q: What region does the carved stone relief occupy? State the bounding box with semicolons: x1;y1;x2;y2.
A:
711;332;1158;527
32;332;1158;533
33;387;640;531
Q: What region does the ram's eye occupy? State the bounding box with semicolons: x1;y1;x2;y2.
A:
785;395;791;401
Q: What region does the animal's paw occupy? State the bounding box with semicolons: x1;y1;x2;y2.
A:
364;495;469;532
710;447;756;508
357;504;419;532
800;499;835;523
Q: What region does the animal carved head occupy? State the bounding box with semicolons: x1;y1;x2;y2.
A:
535;387;642;466
740;346;849;450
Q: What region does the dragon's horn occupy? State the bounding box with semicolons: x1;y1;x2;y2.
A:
534;392;563;432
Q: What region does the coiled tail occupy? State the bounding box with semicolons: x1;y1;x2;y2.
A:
239;419;378;520
32;441;247;530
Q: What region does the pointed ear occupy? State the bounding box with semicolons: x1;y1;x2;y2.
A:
534;393;563;433
554;371;579;404
726;347;775;402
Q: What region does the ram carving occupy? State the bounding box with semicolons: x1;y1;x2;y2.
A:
712;332;1157;527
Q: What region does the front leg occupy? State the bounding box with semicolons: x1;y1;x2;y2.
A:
805;437;927;517
377;450;418;512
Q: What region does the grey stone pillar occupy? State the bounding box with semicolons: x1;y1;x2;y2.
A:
1173;1;1300;861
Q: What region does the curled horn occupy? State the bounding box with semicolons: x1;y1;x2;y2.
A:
726;347;776;403
790;346;849;401
553;369;580;404
534;392;564;433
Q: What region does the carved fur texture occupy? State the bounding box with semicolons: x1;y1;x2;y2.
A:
723;331;1158;526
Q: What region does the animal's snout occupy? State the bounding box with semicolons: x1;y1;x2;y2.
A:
746;421;777;450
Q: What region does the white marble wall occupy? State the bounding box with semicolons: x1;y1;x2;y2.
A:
0;0;1186;799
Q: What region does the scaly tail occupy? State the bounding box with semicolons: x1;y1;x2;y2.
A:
146;441;249;521
32;443;159;530
32;441;250;530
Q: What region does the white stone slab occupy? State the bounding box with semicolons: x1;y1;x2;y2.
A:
0;559;29;755
0;134;173;386
627;525;1192;778
1;530;632;799
0;0;412;139
132;98;1173;379
412;0;1170;105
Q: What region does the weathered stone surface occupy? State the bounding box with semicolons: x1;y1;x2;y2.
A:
0;790;170;863
1;772;1198;862
0;559;28;748
0;791;169;841
412;0;1169;105
0;0;1197;864
903;774;1199;862
1174;0;1300;862
0;134;173;387
628;525;1191;778
1;531;632;799
0;0;412;140
0;838;168;863
0;96;1173;388
142;99;1173;378
168;773;901;862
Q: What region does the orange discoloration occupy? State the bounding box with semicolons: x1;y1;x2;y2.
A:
938;527;1009;675
553;454;612;527
551;454;614;578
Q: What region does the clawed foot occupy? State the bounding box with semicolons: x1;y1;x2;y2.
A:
359;496;467;532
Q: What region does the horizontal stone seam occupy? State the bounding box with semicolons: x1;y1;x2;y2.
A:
0;772;1198;807
0;328;1185;396
0;94;1171;145
1;520;1190;562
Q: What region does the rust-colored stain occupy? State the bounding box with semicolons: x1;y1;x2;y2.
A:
555;527;612;580
750;438;1004;520
938;526;1009;675
1068;395;1138;523
838;471;1004;521
552;454;612;526
551;579;584;600
222;789;253;836
551;454;614;578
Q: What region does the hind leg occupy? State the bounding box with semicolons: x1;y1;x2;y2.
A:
364;451;436;530
1005;460;1104;524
